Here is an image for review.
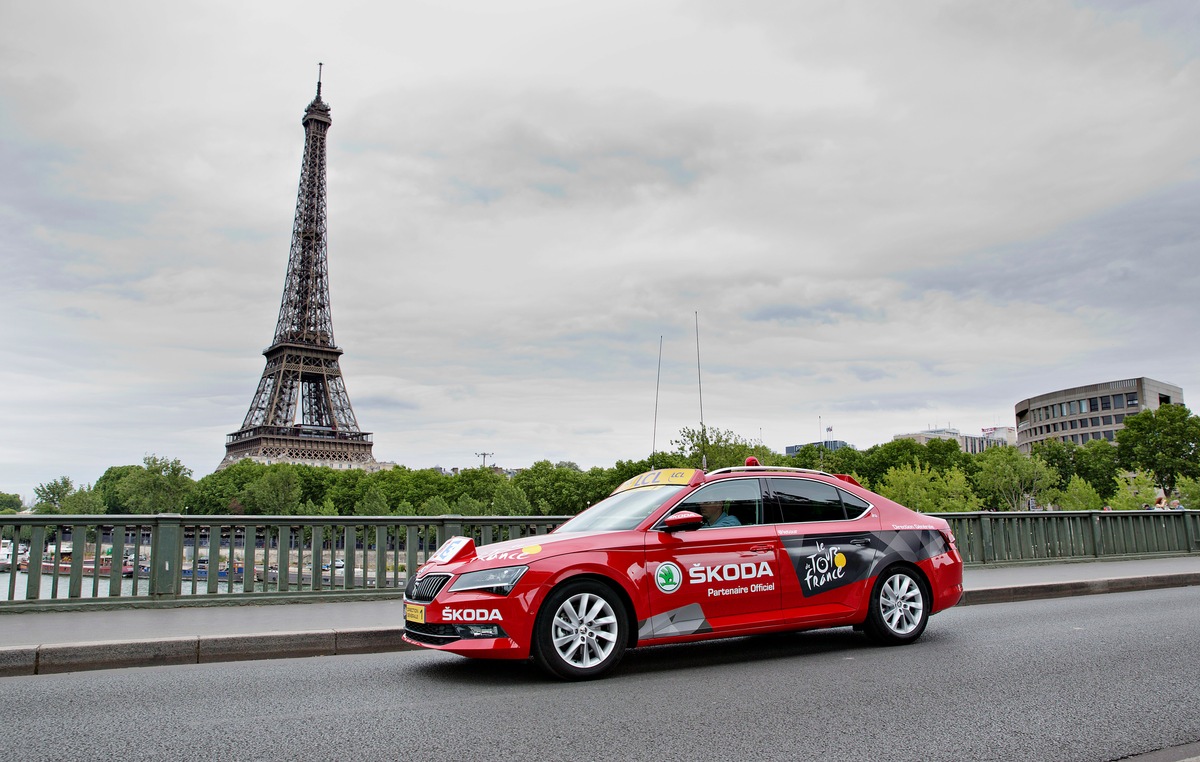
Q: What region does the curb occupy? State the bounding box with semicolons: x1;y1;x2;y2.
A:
959;572;1200;606
4;574;1198;678
0;627;415;678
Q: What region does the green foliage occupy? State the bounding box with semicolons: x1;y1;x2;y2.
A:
243;466;301;516
60;485;105;514
116;456;194;514
418;495;452;517
877;463;981;513
973;445;1058;511
34;476;74;513
1031;440;1077;486
671;425;773;470
1108;471;1161;511
858;439;926;489
1046;475;1104;511
1074;439;1121;500
0;492;22;512
1175;476;1200;510
512;460;592;516
1116;404;1200;495
491;480;532;516
354;484;390;516
94;465;141;513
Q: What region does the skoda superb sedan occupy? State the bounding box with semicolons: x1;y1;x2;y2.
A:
402;464;963;680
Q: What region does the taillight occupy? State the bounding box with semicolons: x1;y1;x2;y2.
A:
939;529;957;549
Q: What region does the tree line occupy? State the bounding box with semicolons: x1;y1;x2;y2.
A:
8;405;1200;518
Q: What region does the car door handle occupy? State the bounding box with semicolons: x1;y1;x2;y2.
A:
850;539;870;547
750;544;774;553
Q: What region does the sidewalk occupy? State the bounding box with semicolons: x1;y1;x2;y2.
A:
2;556;1198;677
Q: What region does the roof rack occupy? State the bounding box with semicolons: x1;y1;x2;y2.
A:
707;466;836;478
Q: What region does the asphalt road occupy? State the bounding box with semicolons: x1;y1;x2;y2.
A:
2;587;1198;762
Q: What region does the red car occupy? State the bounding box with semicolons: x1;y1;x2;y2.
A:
402;464;963;679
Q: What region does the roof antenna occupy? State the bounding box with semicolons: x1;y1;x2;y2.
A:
317;62;323;98
695;311;707;470
651;335;663;469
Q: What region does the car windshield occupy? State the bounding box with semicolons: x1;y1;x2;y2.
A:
556;485;686;533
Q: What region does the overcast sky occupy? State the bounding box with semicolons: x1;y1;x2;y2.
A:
3;1;1199;501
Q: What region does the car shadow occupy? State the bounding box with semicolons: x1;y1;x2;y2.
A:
404;625;955;685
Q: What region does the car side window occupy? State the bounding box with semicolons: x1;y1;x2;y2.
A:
766;478;847;523
676;479;763;526
840;489;871;519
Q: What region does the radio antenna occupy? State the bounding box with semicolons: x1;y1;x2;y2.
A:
651;335;663;468
695;311;707;470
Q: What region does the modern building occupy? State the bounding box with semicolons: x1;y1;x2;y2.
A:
892;427;1015;454
1014;377;1184;453
785;440;852;455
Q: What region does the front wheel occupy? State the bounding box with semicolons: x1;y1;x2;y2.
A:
863;567;929;646
533;580;627;680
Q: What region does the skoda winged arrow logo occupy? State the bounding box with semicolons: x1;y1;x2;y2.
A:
655;561;683;593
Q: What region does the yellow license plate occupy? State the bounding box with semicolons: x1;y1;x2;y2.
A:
405;604;425;624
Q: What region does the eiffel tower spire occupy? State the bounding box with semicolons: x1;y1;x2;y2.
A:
220;68;376;471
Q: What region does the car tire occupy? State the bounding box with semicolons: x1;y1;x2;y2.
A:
533;579;628;680
863;566;929;646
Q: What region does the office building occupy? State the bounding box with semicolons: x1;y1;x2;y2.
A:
1014;377;1183;453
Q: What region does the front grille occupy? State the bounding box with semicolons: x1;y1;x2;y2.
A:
405;621;461;645
406;573;451;602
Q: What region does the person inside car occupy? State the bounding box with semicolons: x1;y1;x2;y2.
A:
697;499;740;528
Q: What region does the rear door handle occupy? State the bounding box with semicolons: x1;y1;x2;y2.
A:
850;538;870;547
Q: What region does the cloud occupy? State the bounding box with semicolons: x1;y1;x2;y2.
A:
1;0;1199;500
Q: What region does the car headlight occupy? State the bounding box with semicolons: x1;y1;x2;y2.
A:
447;565;528;596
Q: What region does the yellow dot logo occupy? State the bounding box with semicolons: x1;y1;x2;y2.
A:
834;552;847;568
521;544;542;555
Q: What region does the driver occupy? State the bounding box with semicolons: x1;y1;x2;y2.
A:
697;499;740;528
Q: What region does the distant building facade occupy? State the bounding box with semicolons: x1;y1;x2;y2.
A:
892;427;1015;454
785;440;852;455
1014;377;1184;453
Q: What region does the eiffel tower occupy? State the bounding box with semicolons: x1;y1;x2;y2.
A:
220;68;377;471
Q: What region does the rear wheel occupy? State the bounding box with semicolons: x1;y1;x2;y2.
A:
863;567;929;645
533;580;627;680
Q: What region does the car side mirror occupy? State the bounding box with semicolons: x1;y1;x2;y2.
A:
662;510;704;532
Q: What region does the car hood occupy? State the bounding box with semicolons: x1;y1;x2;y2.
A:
422;530;617;574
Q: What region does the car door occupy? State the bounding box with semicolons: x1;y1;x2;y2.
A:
642;478;783;639
765;477;883;625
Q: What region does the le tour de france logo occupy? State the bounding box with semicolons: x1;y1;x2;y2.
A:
656;561;683;593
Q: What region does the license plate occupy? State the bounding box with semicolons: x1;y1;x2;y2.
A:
405;604;425;624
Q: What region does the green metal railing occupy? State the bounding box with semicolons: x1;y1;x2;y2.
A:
0;514;563;611
2;510;1196;611
944;510;1200;565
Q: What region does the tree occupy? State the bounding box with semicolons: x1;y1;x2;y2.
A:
1175;476;1200;510
1031;440;1077;487
0;492;22;512
116;456;195;514
512;460;591;515
671;425;772;470
93;465;141;513
1108;471;1161;511
244;466;301;515
877;463;980;513
1048;475;1104;511
60;484;105;514
1073;439;1120;500
34;476;74;513
354;484;390;517
418;495;452;517
859;439;927;489
973;446;1058;511
1117;404;1200;496
491;480;532;516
